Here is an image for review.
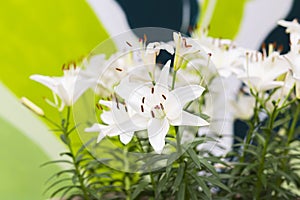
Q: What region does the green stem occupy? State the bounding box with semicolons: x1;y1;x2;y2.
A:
277;100;300;192
135;136;157;196
240;94;260;163
63;107;90;200
175;126;182;155
254;105;278;200
171;70;177;90
43;116;62;130
287;100;300;144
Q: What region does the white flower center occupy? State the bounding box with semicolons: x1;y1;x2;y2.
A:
150;104;166;119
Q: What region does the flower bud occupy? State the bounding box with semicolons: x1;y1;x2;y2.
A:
20;97;45;116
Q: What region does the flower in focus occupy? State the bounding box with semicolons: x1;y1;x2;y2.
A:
30;63;92;111
85;100;144;144
112;62;209;153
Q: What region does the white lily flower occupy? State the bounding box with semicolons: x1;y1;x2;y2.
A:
198;76;241;156
192;32;246;78
237;51;288;93
30;64;92;111
85;100;144;144
173;32;200;71
230;93;255;120
115;62;209;153
278;19;300;98
265;72;295;112
81;40;174;97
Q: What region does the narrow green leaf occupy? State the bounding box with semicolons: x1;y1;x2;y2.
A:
187;185;198;200
40;159;73;167
173;163;185;193
131;181;149;199
201;176;230;192
188;172;211;200
60;134;70;145
43;178;72;195
176;182;186;200
50;185;79;198
187;148;202;170
60;152;73;158
255;133;266;147
198;156;219;177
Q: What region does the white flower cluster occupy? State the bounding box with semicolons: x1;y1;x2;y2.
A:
30;19;300;155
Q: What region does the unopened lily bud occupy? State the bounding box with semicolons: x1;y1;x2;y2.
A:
20;97;45;116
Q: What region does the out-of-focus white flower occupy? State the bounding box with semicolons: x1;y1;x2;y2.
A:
237;51;288;93
198;76;241;156
114;62;209;153
173;32;200;71
81;41;174;97
30;64;92;111
265;72;295;112
278;19;300;98
192;33;246;78
230;93;255;120
278;19;300;53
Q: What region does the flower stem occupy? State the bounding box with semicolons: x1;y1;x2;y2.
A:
171;70;177;90
287;100;300;144
240;94;259;163
63;107;90;200
175;126;182;155
254;105;278;199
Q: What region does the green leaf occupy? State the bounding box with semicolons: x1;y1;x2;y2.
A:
187;185;198;200
40;159;73;167
187;148;202;170
76;137;96;157
50;185;79;198
173;163;185;193
156;174;168;198
44;178;72;195
188;172;211;200
166;152;178;177
201;176;230;192
255;133;266;147
176;182;186;200
60;134;70;145
198;156;219;177
46;169;76;184
131;181;149;199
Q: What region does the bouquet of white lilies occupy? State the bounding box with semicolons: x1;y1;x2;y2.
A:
22;20;300;200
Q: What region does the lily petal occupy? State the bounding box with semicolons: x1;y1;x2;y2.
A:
171;85;205;108
147;118;169;154
85;123;107;132
296;80;300;99
170;111;209;127
30;75;58;94
157;61;171;87
120;132;134;145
